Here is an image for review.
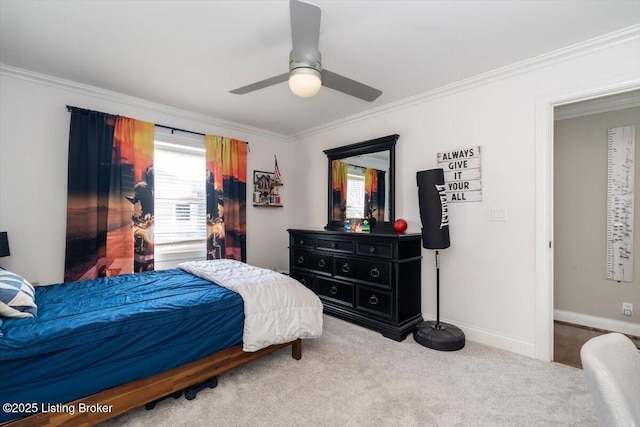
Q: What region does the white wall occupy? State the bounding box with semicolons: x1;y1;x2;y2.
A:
0;70;292;284
289;32;640;357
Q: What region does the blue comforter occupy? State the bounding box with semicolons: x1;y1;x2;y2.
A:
0;269;244;422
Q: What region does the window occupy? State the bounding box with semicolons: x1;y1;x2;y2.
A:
346;171;365;218
154;132;207;245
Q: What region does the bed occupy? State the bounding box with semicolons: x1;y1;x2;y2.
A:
0;260;323;425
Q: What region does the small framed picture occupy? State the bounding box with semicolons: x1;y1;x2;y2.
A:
253;170;282;206
253;170;275;192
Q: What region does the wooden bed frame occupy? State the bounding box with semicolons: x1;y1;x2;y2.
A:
4;339;302;427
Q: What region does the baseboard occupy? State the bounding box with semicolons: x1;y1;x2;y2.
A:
421;315;536;358
554;309;640;337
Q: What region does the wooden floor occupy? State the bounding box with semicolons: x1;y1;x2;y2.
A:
553;321;640;369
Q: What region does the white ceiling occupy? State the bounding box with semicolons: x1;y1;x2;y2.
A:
1;1;639;137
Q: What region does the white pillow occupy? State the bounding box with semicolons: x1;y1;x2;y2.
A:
0;269;37;318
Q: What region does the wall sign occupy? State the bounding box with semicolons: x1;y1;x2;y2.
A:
437;146;482;202
606;125;635;282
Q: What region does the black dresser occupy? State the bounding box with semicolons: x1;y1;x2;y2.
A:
288;229;423;341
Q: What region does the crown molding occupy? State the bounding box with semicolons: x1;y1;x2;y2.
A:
3;24;638;143
290;25;640;141
554;89;640;120
0;64;289;142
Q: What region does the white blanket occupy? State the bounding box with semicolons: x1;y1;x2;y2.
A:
178;259;323;352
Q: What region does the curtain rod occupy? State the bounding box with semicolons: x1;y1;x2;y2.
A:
347;163;366;170
66;105;249;148
155;124;205;137
66;105;119;117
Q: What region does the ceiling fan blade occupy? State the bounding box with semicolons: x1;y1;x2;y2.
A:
229;73;289;95
290;0;321;63
321;70;383;102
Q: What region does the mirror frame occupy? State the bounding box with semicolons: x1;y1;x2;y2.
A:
324;134;398;233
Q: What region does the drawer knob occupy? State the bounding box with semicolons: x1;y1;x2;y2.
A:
330;285;338;295
369;246;376;253
318;259;326;268
299;239;305;245
369;294;379;305
300;278;306;285
341;263;350;273
370;268;380;278
297;255;305;264
331;242;338;249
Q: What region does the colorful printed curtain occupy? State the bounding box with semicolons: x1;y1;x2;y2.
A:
205;135;247;262
64;108;154;282
332;160;349;220
364;168;386;222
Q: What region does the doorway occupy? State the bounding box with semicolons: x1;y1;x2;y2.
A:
548;89;640;367
535;82;640;362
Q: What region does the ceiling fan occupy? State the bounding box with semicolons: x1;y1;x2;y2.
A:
229;0;382;102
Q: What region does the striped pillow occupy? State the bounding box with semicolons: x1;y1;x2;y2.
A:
0;270;37;318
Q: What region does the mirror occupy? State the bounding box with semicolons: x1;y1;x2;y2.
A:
324;134;398;232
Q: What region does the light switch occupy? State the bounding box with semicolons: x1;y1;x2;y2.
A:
491;208;507;221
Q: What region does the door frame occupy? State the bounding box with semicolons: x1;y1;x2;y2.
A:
534;79;640;361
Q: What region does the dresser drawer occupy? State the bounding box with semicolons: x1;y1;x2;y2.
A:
289;269;314;291
356;241;393;259
334;256;358;280
316;277;353;306
290;233;314;249
356;287;392;318
316;238;354;253
292;250;332;275
335;256;392;289
358;259;392;288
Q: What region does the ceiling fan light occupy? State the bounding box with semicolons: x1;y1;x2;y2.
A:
288;67;322;97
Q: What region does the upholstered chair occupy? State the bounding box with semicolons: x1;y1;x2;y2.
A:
580;332;640;427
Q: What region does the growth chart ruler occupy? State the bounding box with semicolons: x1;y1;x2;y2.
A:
606;125;635;282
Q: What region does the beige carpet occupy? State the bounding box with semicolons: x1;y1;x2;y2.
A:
101;315;598;426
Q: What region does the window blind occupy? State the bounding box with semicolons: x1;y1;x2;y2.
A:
154;137;207;245
346;173;365;218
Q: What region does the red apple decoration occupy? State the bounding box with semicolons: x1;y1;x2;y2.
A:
393;218;408;234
